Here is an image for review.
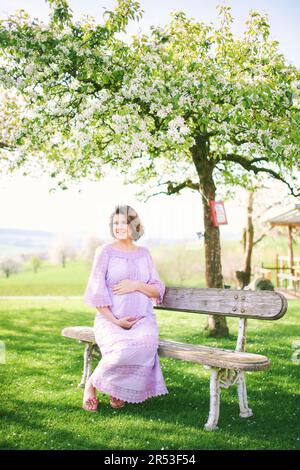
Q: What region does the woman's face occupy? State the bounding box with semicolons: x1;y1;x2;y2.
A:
112;214;133;241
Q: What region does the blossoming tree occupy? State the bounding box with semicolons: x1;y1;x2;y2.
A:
0;0;299;336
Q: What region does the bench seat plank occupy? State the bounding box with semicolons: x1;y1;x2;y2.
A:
158;339;269;371
62;326;96;343
61;326;269;372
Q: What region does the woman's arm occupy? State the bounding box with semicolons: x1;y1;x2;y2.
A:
96;306;119;324
134;281;161;300
142;248;166;305
96;306;141;329
83;245;113;308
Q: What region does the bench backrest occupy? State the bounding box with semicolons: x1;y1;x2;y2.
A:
157;287;287;320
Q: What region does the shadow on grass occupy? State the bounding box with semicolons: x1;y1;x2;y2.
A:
1;365;297;450
0;402;111;450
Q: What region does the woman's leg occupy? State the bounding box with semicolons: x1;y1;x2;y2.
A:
83;375;97;403
90;315;167;404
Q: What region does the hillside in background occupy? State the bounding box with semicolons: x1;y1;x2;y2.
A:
0;227;201;259
0;228;108;259
0;228;56;257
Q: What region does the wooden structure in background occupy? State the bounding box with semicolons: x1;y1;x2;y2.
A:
266;204;300;291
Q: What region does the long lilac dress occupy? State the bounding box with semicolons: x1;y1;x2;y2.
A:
83;243;169;403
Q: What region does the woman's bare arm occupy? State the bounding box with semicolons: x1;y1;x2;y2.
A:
96;306;119;324
134;281;160;300
96;306;140;329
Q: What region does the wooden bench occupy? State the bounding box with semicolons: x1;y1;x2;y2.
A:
61;287;287;431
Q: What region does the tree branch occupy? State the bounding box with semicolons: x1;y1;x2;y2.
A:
253;232;268;247
0;141;15;151
220;153;300;197
142;178;200;202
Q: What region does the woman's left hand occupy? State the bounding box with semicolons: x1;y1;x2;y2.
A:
112;279;139;295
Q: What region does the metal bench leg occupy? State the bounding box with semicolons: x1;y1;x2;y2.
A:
204;368;221;431
237;372;253;418
78;342;94;388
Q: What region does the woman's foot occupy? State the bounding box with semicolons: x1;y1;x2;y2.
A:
82;381;98;412
110;396;125;409
82;396;99;412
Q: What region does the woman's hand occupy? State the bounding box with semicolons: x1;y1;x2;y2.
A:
112;279;139;295
116;316;141;329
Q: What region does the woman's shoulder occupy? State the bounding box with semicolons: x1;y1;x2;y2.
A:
94;243;110;256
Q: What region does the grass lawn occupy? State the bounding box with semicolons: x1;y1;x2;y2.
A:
0;260;89;296
0;298;299;450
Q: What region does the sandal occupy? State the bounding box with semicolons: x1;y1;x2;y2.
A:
110;396;125;409
82;396;99;412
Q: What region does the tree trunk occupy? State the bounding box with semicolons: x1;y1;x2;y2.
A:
236;190;254;289
287;225;294;289
62;255;66;268
191;137;229;338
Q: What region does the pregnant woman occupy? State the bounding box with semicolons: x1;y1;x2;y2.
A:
82;204;169;411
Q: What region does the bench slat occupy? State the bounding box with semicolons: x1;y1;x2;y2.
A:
157;287;287;320
61;327;270;372
158;339;269;371
62;326;96;343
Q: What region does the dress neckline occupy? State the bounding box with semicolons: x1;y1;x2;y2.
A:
107;243;145;256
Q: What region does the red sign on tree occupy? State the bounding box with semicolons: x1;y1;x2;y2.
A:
209;200;228;227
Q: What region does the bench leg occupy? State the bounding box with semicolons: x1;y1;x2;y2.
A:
237;372;253;418
78;343;94;388
204;368;221;431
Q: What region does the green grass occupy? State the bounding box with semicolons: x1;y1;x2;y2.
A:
0;260;89;296
0;299;299;450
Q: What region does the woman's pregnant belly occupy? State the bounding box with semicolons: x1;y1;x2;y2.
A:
110;289;152;319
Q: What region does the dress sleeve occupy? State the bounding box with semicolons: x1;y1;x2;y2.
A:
146;248;166;306
83;245;113;308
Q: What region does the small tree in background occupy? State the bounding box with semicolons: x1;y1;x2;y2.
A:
236;181;296;288
82;234;104;264
49;235;76;268
0;257;23;278
29;255;42;273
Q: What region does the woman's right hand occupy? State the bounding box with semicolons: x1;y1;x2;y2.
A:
115;316;141;329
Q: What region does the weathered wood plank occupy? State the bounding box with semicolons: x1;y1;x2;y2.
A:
61;327;270;371
158;339;270;371
62;326;95;343
157;287;287;320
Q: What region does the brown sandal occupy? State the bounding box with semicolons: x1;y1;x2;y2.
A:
110;396;125;409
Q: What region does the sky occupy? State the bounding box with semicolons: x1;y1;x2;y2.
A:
0;0;299;242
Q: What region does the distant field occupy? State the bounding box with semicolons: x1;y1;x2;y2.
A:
0;260;89;296
0;237;298;295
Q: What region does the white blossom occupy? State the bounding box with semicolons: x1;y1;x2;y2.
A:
157;104;173;118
